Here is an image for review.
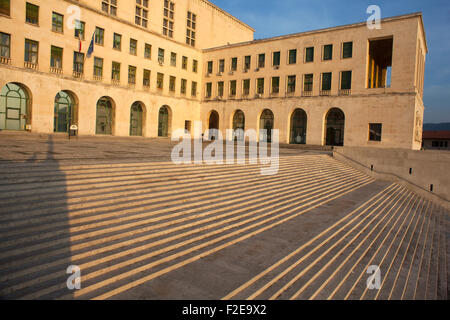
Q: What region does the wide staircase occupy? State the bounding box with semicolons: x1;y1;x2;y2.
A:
0;154;447;300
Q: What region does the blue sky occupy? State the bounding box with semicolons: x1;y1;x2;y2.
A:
210;0;450;123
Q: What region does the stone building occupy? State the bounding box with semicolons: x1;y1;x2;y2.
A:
0;0;427;149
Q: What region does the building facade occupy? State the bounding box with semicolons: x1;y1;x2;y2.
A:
422;131;450;150
0;0;427;150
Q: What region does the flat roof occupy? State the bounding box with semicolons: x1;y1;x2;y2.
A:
423;131;450;140
202;0;255;32
204;12;425;52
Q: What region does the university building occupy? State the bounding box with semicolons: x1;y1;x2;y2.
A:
0;0;427;149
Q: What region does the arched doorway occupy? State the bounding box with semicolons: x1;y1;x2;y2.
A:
96;96;114;135
130;102;144;136
232;109;245;141
158;105;170;137
259;109;274;143
208;110;219;140
290;108;307;144
325;108;345;146
54;91;77;133
0;83;30;131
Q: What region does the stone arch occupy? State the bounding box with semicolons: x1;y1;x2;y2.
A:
290;108;308;144
325;108;345;146
259;109;274;143
130;101;146;136
0;82;32;131
96;96;115;135
158;105;172;137
54;90;78;133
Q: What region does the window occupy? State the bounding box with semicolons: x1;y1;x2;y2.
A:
181;79;187;94
244;56;251;70
163;0;175;38
26;3;39;25
191;81;197;97
288;49;297;64
135;0;149;28
219;59;225;73
323;44;333;61
287;75;296;93
50;46;63;69
102;0;117;16
217;81;224;97
368;38;393;88
157;73;164;89
169;76;176;92
304;74;313;92
94;57;103;77
342;42;353;59
186;11;196;47
73;52;84;74
170;52;176;67
271;77;280;94
230;80;237;96
207;61;213;74
321;72;332;91
258;54;265;68
113;33;122;51
206;82;212;98
0;0;10;16
144;43;151;59
143;69;151;87
231;57;237;71
24;39;38;64
369;124;382;142
273;51;280;66
158;48;165;64
112;61;121;81
243;79;250;95
95;27;104;45
305;47;314;63
130;39;137;55
257;78;264;95
340;71;352;90
75;21;85;40
193;60;198;73
182;56;188;70
128;66;137;85
52;12;64;33
0;32;10;59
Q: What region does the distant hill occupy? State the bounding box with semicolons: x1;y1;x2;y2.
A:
423;123;450;131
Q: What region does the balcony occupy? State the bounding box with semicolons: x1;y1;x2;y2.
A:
320;90;331;96
286;90;295;97
50;67;62;74
24;61;38;70
111;78;120;86
93;75;103;81
339;89;352;96
73;71;83;79
0;56;11;65
302;91;312;97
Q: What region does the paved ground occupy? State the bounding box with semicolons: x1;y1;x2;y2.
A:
0;132;448;300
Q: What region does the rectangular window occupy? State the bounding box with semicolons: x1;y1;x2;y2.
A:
0;32;11;59
181;79;187;94
170;52;176;67
230;80;237;96
143;69;151;87
130;39;137;55
186;11;196;47
305;47;314;63
231;57;238;71
102;0;117;16
158;48;165;63
0;0;10;16
340;71;352;90
191;81;197;97
323;44;333;60
135;0;149;28
304;74;313;92
75;20;85;40
163;0;175;38
287;75;296;93
73;52;84;74
95;27;105;45
271;77;280;94
50;46;63;69
182;56;188;69
288;49;297;64
217;81;224;97
113;33;122;50
273;51;280;66
128;65;136;84
157;73;164;89
24;39;38;64
206;82;212;98
169;76;176;92
244;56;251;70
369;124;382;142
321;72;332;91
258;53;265;68
112;62;121;81
94;57;103;77
207;61;213;74
52;12;64;33
144;43;151;59
257;78;265;95
219;59;225;73
243;79;250;96
26;3;39;25
193;59;198;73
342;42;353;59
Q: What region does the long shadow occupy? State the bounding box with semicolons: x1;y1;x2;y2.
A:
0;135;73;299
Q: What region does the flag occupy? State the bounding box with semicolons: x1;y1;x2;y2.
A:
86;32;95;59
78;36;82;53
